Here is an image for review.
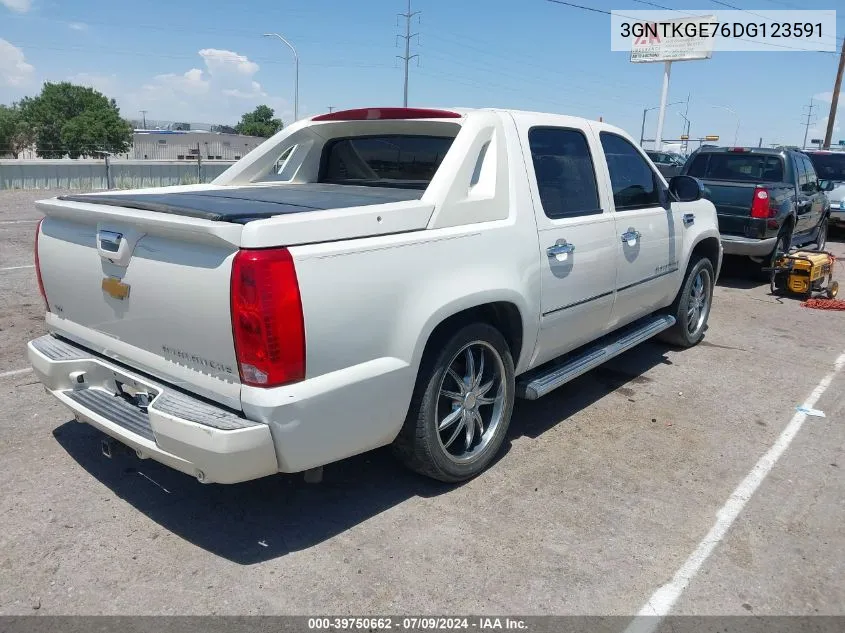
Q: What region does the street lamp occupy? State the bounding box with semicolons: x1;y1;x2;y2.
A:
710;105;740;145
263;33;299;122
640;101;684;147
678;111;691;154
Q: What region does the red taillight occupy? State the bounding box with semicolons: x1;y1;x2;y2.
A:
34;218;48;309
750;187;775;218
728;147;749;153
312;107;462;121
230;248;305;387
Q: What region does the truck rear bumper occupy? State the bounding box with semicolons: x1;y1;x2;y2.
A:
28;335;279;484
720;234;777;257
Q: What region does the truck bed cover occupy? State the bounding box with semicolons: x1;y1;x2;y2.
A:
58;183;425;224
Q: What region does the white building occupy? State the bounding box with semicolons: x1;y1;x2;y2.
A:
131;130;265;161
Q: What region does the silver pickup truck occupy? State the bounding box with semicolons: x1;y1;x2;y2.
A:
28;107;721;484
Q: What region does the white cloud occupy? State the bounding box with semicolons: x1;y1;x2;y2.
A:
126;48;288;124
198;49;259;76
0;39;34;87
0;0;32;13
68;22;87;31
223;81;265;99
814;92;834;103
148;68;210;96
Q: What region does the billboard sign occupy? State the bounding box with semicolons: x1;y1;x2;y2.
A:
623;15;716;63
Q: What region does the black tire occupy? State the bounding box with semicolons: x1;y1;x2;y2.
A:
755;229;790;281
816;217;828;251
393;322;515;482
659;256;714;348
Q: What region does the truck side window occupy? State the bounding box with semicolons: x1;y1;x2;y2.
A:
599;132;661;210
795;154;810;191
528;127;601;219
800;154;819;192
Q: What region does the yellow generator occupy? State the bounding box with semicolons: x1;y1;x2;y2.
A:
769;250;839;299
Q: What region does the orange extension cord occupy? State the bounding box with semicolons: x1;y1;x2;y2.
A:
800;254;844;310
801;298;845;310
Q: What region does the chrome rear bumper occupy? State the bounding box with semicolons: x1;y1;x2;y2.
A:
28;335;278;484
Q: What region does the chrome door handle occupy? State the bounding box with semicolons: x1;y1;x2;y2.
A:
621;230;641;243
683;213;695;226
547;241;575;257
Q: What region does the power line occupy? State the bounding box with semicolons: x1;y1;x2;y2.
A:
760;0;845;24
420;48;644;103
801;97;817;149
545;0;609;15
423;32;646;94
396;0;420;107
6;41;394;69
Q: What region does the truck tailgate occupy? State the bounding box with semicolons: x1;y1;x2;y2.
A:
35;183;434;409
701;180;772;236
36;197;245;409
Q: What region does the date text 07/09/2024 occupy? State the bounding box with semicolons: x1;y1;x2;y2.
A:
306;617;528;631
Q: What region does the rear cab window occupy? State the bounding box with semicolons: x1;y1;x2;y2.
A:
319;135;455;190
687;152;785;183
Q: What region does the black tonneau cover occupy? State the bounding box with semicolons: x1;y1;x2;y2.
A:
58;183;424;224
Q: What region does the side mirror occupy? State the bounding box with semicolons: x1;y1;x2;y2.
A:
669;175;704;202
820;179;836;192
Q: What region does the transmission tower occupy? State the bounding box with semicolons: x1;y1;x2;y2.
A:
801;97;817;149
396;0;420;107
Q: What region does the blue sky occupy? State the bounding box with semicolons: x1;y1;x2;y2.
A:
0;0;843;147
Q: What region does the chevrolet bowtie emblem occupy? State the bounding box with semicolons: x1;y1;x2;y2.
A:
102;276;130;300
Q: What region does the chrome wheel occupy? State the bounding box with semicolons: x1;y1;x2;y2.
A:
687;268;711;335
817;221;827;250
435;341;506;463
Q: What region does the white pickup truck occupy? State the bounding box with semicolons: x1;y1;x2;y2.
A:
28;107;721;484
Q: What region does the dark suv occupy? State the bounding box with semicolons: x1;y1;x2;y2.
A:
804;150;845;229
682;146;831;267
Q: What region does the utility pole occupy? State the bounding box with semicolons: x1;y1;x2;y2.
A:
654;61;672;150
139;110;147;129
396;0;420;107
801;97;817;149
327;106;335;113
824;40;845;149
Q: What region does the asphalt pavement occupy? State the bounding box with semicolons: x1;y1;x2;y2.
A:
0;189;843;619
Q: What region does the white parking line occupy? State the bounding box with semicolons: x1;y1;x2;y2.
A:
0;367;32;379
0;220;38;225
625;349;845;633
0;265;34;271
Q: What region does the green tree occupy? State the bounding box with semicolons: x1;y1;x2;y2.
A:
18;82;133;158
235;105;283;138
0;104;35;158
